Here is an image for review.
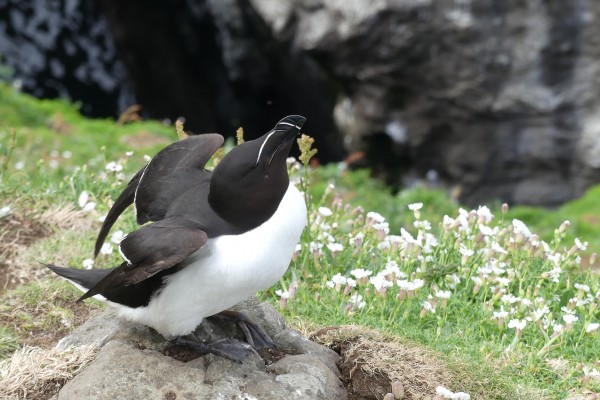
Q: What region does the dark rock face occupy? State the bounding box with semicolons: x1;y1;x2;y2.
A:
253;0;600;206
0;0;134;117
2;0;600;205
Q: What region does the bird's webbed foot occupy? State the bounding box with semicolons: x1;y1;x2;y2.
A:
171;336;254;364
209;310;276;350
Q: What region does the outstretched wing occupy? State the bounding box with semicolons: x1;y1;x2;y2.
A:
94;134;223;257
82;218;207;302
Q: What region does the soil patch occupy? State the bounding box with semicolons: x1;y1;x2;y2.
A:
311;325;453;400
0;212;53;293
1;279;102;351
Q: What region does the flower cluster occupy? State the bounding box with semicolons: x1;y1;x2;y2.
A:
279;172;600;393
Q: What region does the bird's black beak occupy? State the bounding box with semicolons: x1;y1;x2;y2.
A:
274;115;306;133
259;115;306;166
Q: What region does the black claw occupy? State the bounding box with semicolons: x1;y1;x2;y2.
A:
172;337;255;363
209;311;276;350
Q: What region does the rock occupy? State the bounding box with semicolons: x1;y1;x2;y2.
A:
252;0;600;206
56;299;347;400
6;1;600;205
58;340;211;400
267;354;347;398
273;329;340;375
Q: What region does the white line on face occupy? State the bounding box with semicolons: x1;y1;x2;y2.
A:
256;130;276;165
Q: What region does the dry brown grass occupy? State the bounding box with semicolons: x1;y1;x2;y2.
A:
311;325;452;400
1;205;97;292
0;345;97;400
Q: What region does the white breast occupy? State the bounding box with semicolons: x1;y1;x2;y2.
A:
112;183;307;338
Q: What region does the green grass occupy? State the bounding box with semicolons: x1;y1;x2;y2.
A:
1;82;600;398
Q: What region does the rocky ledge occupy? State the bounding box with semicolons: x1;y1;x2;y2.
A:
53;298;347;400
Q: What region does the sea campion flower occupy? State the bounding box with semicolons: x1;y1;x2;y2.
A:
508;319;527;337
318;206;333;217
420;299;436;317
78;191;96;212
275;289;290;309
110;230;126;244
585;322;599;335
370;274;393;297
105;161;124;172
408;202;423;219
435;386;471;400
476;205;493;224
99;243;113;256
512;219;533;239
350;268;373;285
435;290;452;308
326;242;344;258
458;244;474;265
82;258;94;269
326;273;347;291
582;367;600;385
562;314;578;329
492;307;509;329
349;293;366;309
366;211;385;226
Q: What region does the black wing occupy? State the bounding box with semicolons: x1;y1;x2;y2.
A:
81;218;207;302
94;134;223;257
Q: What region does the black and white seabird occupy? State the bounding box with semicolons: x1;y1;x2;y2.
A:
46;115;307;361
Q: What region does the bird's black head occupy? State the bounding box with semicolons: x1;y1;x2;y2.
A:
209;115;306;229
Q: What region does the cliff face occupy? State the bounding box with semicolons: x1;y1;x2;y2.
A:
257;0;600;206
2;0;600;205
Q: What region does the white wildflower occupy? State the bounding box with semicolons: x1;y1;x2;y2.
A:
574;283;590;293
350;268;373;280
422;300;436;313
408;202;423;211
110;230;126;244
78;191;90;208
370;274;393;292
508;319;526;331
493;307;509;319
100;243;113;255
575;238;588;251
552;323;564;334
583;367;600;380
373;222;390;236
458;244;474;257
82;258;94;269
435;290;452;299
105;161;123;172
585;322;599;334
366;211;386;224
562;314;579;325
275;289;289;299
479;224;494;236
512;219;532;238
318;207;333;217
414;220;431;230
476;205;493;223
0;206;11;218
331;273;347;286
435;386;471;400
349;293;366;309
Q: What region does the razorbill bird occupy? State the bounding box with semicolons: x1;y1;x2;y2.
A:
46;115;307;362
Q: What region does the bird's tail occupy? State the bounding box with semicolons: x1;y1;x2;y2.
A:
44;263;113;301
